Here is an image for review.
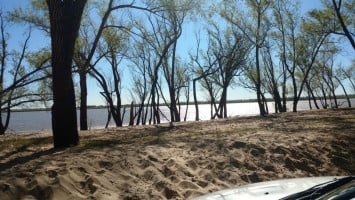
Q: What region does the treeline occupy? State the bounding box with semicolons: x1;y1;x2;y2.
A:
0;1;354;147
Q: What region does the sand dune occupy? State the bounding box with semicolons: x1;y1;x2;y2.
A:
0;108;354;199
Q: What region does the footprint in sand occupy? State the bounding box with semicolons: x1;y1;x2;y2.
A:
166;158;176;167
95;169;106;175
230;141;247;149
46;169;58;178
165;187;180;199
139;158;153;169
79;176;97;194
25;177;38;189
147;155;159;162
186;159;198;171
0;182;11;192
154;181;182;198
196;180;209;188
178;180;199;190
98;160;113;169
241;172;261;183
15;172;33;179
168;175;180;183
67;166;99;194
154;181;168;192
142;169;160;182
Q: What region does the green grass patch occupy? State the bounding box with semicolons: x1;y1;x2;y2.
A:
79;139;122;148
0;137;53;152
79;134;171;149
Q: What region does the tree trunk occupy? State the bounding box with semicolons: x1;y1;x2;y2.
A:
47;0;86;148
332;0;355;50
320;85;328;109
0;104;10;135
273;87;283;113
0;124;4;135
329;80;338;108
105;105;111;128
335;76;351;107
79;70;88;130
291;76;298;112
193;79;199;121
184;84;190;122
307;89;313;110
218;87;228;118
261;92;269;115
331;89;338;108
306;81;320;109
281;73;287;112
256;45;266;116
169;41;180;123
129;101;134;126
0;112;5;135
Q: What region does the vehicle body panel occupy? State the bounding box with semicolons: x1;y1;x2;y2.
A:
193;176;344;200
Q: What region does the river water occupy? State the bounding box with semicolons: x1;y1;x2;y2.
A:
5;99;353;133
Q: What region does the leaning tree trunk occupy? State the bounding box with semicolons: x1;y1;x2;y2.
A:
255;45;266;116
335;76;351;108
46;0;86;148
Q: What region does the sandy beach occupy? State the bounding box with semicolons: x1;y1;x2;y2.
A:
0;108;354;199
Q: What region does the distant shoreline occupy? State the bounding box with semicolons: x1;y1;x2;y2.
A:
11;95;355;112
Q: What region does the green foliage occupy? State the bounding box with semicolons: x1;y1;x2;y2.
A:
101;26;130;53
305;8;339;34
26;49;51;69
307;0;354;36
8;0;49;33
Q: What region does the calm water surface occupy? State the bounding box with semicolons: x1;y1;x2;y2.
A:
6;99;353;133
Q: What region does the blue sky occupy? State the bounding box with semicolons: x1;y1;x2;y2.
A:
1;0;353;106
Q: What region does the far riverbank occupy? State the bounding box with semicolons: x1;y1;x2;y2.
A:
6;99;355;133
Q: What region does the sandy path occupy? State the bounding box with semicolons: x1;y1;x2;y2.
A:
0;108;354;199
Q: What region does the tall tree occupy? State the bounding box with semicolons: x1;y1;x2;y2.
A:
190;40;217;121
130;41;152;125
221;0;271;116
91;25;130;127
261;43;284;113
190;36;219;120
317;44;340;108
158;0;194;123
0;12;51;134
290;30;328;112
46;0;87;148
10;0;92;131
207;24;250;118
75;0;160;128
131;8;183;124
270;0;299;113
341;61;355;92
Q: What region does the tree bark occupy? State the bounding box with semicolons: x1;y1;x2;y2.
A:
79;70;88;130
255;6;266;116
129;101;134;126
193;79;199;121
0;109;9;135
335;76;351;107
46;0;86;148
256;45;266;116
332;0;355;50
